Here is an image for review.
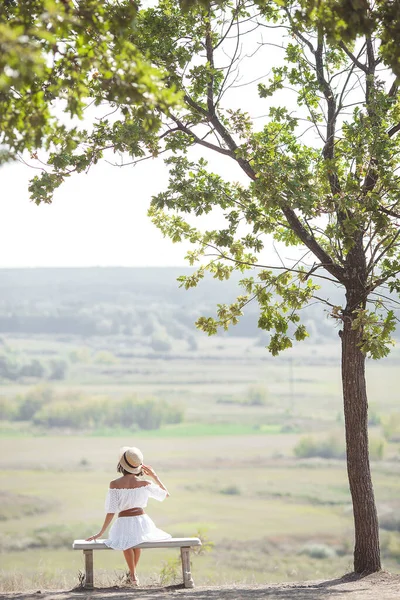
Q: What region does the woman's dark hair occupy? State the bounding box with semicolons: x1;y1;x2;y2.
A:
117;462;143;477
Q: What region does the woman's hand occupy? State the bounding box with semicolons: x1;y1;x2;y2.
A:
142;464;169;496
85;513;114;541
85;532;102;542
142;464;157;478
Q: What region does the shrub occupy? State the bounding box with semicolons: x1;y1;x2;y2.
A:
118;397;183;430
216;394;237;404
246;385;269;406
381;532;400;561
383;413;400;442
134;399;165;430
294;435;345;459
369;436;386;460
217;386;270;407
368;404;381;426
32;394;184;431
380;512;400;532
33;396;109;429
219;485;241;495
0;354;20;380
48;359;68;380
69;347;91;364
299;543;337;559
150;335;172;352
33;401;83;428
0;396;17;420
15;386;54;421
94;351;117;365
19;359;46;378
295;434;384;461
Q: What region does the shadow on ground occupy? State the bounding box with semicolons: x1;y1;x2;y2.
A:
1;573;398;600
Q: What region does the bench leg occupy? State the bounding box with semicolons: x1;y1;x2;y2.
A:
180;546;194;588
83;549;94;589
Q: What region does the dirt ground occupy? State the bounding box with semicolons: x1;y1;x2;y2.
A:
1;573;399;600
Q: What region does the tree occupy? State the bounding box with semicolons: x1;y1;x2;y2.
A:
181;0;400;76
24;0;400;574
0;0;179;165
290;0;400;77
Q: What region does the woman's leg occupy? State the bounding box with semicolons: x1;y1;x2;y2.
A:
134;548;141;568
122;549;138;583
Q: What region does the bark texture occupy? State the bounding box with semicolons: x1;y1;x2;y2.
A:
341;293;381;573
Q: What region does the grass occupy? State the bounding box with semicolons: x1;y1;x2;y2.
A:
90;423;283;438
1;436;400;591
0;547;356;591
0;336;399;591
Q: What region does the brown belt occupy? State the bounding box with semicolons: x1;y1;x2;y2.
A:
118;508;145;518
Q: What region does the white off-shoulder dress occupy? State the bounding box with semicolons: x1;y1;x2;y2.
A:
104;483;171;550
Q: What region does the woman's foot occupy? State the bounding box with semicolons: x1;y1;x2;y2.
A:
130;574;139;586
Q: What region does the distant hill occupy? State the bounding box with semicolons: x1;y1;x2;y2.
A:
0;267;389;343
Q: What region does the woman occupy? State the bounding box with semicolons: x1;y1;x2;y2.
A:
86;446;171;586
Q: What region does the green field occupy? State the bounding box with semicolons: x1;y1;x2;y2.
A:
0;334;400;591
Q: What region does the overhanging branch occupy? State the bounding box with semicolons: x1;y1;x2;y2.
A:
339;41;368;73
388;123;400;138
170;115;234;158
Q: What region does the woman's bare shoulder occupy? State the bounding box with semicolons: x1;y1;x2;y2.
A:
137;480;151;488
109;476;125;489
109;477;151;490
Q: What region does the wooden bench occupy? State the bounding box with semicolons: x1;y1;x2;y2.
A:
72;537;202;589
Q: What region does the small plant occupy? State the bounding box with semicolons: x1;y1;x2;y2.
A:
159;556;181;586
192;528;214;555
77;570;85;588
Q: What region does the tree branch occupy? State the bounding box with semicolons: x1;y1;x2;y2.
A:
184;93;208;118
388;123;400;138
281;207;346;282
169;115;234;158
339;41;368;72
203;245;341;284
315;32;337;170
379;205;400;219
205;13;215;116
285;9;316;55
388;79;398;98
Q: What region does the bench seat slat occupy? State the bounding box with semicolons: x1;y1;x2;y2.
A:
72;537;201;550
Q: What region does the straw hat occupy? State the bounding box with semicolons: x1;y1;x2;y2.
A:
119;446;143;474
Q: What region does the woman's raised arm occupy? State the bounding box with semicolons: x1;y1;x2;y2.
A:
142;464;169;497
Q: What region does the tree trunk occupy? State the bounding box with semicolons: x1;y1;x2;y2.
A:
341;309;381;573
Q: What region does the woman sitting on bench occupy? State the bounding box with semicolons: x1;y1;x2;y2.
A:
86;446;170;586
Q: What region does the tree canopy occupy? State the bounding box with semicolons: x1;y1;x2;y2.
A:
0;0;179;164
28;0;400;357
182;0;400;76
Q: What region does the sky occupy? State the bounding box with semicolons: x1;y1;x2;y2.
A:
0;9;364;271
0;7;297;269
0;149;193;268
0;141;271;268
